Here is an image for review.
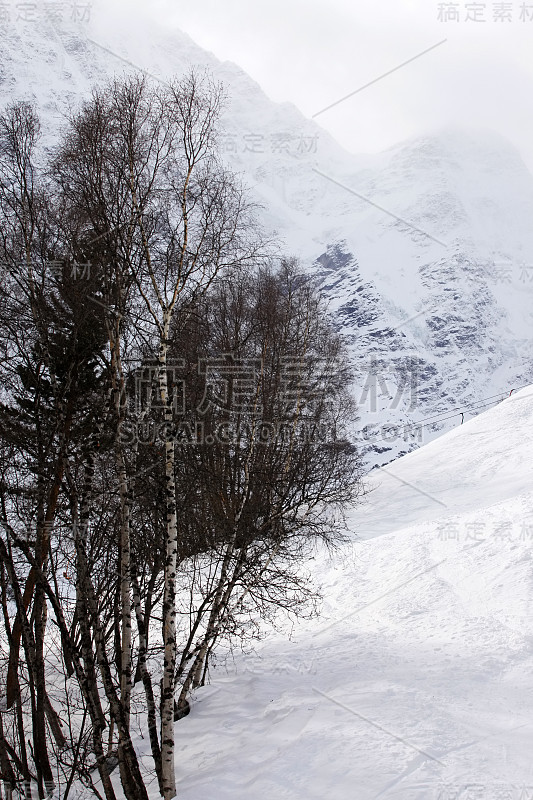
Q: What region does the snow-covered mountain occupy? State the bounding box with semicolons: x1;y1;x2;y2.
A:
173;386;533;799
2;5;532;465
5;9;533;798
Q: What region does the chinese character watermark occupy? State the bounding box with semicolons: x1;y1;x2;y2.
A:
436;517;533;543
219;131;319;158
127;354;341;447
1;1;91;24
356;357;420;414
488;259;533;284
438;1;533;20
436;786;533;799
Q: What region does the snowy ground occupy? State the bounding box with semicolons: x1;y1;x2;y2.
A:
167;386;533;799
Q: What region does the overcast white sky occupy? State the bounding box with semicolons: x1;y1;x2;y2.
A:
98;0;533;170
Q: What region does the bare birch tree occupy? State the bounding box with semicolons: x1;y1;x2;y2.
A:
0;75;362;800
50;71;264;799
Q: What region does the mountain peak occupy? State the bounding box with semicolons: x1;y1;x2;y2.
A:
385;126;529;177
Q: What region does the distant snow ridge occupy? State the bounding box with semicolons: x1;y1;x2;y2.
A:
2;5;532;465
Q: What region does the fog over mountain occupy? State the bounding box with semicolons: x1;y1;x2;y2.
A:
3;9;532;465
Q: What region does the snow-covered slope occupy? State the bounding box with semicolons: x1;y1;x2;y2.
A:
2;5;532;465
170;386;533;799
5;10;533;795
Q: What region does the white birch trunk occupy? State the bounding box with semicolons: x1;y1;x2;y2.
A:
159;313;178;800
109;321;133;730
